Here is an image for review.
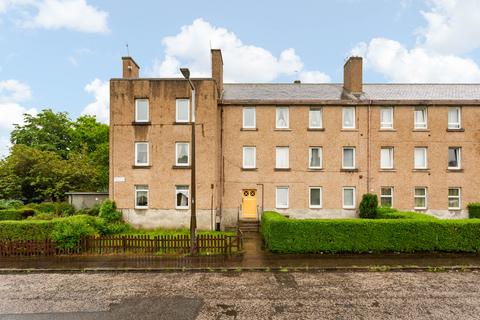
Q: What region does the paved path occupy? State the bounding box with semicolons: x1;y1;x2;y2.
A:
0;271;480;319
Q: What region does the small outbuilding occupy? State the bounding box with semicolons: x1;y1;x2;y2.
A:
65;192;109;210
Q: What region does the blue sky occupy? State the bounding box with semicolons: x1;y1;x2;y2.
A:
0;0;479;156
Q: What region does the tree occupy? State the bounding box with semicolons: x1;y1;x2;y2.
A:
359;193;378;219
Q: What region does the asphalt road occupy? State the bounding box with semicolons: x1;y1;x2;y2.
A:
0;271;479;319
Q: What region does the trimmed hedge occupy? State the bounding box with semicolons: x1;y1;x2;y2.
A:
375;207;436;220
468;203;480;219
261;211;480;253
0;208;36;221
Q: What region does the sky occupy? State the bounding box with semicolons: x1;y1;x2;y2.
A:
0;0;480;157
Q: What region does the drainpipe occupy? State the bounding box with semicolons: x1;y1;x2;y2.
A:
256;183;265;220
367;100;372;193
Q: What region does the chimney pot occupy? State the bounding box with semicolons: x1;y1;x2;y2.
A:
211;49;223;95
122;56;140;78
343;56;363;94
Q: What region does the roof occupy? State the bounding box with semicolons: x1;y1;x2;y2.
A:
222;83;480;103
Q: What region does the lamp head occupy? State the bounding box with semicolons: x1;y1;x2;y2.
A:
180;68;190;79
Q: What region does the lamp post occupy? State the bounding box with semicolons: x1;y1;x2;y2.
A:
180;68;197;255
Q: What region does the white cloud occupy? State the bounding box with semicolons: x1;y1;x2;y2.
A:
299;71;331;83
150;18;329;83
0;0;109;33
0;79;37;158
418;0;480;54
81;78;109;123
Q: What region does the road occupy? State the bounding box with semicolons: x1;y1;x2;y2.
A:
0;271;479;319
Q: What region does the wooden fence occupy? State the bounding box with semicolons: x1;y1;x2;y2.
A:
0;233;243;257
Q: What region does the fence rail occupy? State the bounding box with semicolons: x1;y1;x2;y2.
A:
0;233;243;257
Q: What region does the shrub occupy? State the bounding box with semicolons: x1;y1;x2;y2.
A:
359;193;378;219
261;211;480;253
0;208;36;221
28;212;56;220
0;220;55;240
29;202;56;213
51;215;98;250
376;207;436;220
0;199;23;210
28;202;75;216
99;200;122;223
468;203;480;219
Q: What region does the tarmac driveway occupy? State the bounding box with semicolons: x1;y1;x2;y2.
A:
0;271;479;319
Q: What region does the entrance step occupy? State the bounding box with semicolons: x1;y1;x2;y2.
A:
238;219;260;233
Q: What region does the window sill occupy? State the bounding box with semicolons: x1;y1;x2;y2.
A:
447;128;465;132
342;207;356;210
341;128;358;132
173;121;191;125
307;128;325;131
447;168;463;172
135;207;148;210
379;128;396;132
274;128;292;131
175;207;189;210
412;168;430;172
412;129;430;132
309;207;323;210
308;168;324;171
132;121;151;126
274;168;291;172
414;208;427;211
241;128;258;131
242;168;257;171
340;168;358;172
448;208;461;211
379;169;396;172
172;165;191;169
276;207;289;210
132;165;151;169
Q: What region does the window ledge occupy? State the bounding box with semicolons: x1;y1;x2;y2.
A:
308;168;324;171
274;168;291;172
413;129;430;132
309;207;323;210
447;128;465;132
379;169;396;172
448;208;462;211
412;169;430;172
379;128;396;132
132;121;151;126
173;121;191;125
342;207;356;210
414;208;427;212
340;168;358;172
175;207;189;210
132;165;151;169
135;207;148;210
242;168;257;171
241;128;258;131
307;128;325;131
274;128;292;131
341;128;358;132
447;168;463;172
172;165;191;169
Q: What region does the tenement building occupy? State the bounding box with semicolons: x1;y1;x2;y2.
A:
110;49;480;229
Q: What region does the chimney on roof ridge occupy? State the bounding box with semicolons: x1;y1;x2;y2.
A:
211;49;223;95
343;56;363;94
293;80;301;84
122;56;140;78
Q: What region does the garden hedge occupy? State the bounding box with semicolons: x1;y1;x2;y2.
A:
261;211;480;253
0;208;36;221
468;203;480;219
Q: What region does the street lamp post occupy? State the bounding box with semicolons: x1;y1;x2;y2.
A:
180;68;197;255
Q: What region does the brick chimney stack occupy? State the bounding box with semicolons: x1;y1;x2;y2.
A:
122;56;140;78
343;57;363;94
211;49;223;94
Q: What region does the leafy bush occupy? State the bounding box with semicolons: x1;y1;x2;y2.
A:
28;202;76;216
359;193;378;219
76;204;100;216
99;200;122;223
51;215;98;249
0;220;55;240
376;207;436;220
468;203;480;219
0;199;23;210
28;212;56;220
261;211;480;253
0;208;36;221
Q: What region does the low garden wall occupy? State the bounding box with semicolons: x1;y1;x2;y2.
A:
261;210;480;253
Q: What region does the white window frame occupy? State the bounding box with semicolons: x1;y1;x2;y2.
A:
176;99;190;123
342;107;356;129
342;147;356;169
242;146;256;169
275;146;290;169
380;187;394;208
135;99;149;123
135;185;149;209
276;107;289;129
242;107;256;129
448;107;461;130
309;147;323;169
448;147;461;170
309;107;323;129
134;142;149;166
380;106;394;129
448;187;461;210
309;187;322;209
414;106;428;129
380;147;394;169
414;147;428;169
414;187;427;210
276;186;289;209
342;187;356;209
175;142;190;166
175;185;190;210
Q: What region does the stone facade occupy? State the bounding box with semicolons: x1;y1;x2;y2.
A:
110;50;480;229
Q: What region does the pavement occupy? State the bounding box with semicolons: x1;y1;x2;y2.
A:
0;271;480;319
2;234;480;272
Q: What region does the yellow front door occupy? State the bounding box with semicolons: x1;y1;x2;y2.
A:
242;189;257;219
